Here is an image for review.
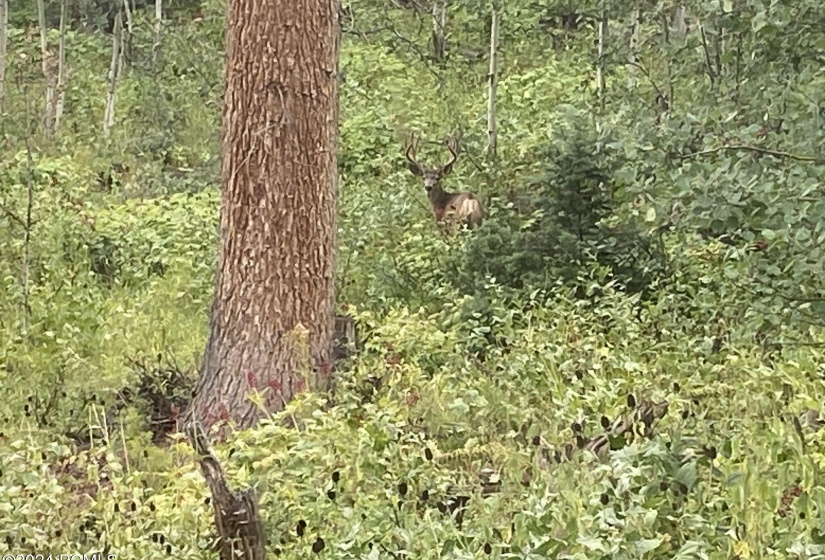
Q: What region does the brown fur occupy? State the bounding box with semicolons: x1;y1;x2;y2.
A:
404;134;484;229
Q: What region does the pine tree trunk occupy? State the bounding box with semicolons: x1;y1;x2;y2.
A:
190;0;341;433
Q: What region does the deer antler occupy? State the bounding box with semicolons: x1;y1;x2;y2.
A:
440;134;459;173
404;133;424;174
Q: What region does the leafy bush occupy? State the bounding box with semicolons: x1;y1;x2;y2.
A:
3;293;825;558
2;0;825;558
451;117;666;299
79;189;218;288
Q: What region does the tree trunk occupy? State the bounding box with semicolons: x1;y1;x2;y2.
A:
713;13;724;78
485;5;499;168
152;0;162;65
431;0;446;61
487;2;501;173
596;10;607;109
103;10;123;136
673;6;687;38
0;0;7;116
627;2;641;89
122;0;134;65
37;0;55;138
189;0;341;433
54;0;67;131
660;12;674;115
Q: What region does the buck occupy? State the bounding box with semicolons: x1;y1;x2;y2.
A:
404;134;484;229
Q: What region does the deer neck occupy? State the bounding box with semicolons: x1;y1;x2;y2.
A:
428;186;454;211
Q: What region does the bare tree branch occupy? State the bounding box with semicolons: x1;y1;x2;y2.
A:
679;144;825;164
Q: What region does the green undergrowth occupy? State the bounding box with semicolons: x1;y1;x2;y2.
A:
0;155;215;423
2;287;825;558
2;0;825;557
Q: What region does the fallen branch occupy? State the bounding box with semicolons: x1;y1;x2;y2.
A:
680;144;824;164
550;398;670;463
0;200;26;228
186;421;266;560
332;313;359;363
477;399;670;494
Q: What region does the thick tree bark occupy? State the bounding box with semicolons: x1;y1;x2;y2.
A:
190;0;340;432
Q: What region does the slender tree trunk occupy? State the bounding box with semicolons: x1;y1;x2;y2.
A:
596;10;607;109
485;4;499;168
0;0;7;116
699;21;716;86
627;2;641;89
714;15;724;78
103;10;123;137
21;147;35;336
660;12;674;114
122;0;133;65
733;27;743;107
673;5;687;38
189;0;341;433
123;0;134;36
37;0;55;138
432;0;446;61
21;172;33;336
54;0;68;131
152;0;163;65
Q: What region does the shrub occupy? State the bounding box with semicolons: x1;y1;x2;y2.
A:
450;117;667;299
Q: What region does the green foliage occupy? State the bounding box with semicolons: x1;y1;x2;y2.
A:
2;0;825;558
451;116;666;298
81;189;218;287
4;296;825;557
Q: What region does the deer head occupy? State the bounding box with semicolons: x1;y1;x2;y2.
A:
404;133;484;229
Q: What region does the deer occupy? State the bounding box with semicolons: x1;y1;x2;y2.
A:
404;134;484;230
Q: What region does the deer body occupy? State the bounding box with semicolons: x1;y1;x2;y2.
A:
405;134;484;229
427;186;484;228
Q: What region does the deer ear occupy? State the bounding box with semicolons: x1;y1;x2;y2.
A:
441;163;454;176
407;162;423;176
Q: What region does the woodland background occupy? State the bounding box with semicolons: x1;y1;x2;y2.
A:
1;0;825;558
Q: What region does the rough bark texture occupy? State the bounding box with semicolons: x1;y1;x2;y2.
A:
191;0;340;432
